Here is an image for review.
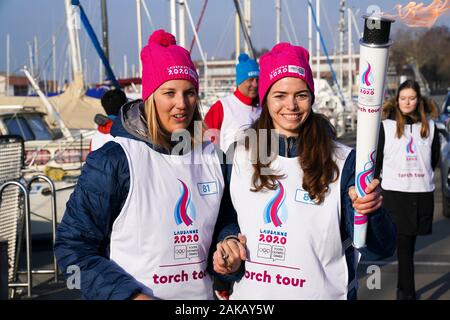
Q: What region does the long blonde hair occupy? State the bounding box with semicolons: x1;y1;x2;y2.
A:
144;94;205;151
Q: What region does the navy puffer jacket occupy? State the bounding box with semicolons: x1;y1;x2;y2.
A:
54;100;240;299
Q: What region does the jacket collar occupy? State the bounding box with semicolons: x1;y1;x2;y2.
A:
277;134;299;158
111;100;174;154
98;120;113;134
234;88;256;106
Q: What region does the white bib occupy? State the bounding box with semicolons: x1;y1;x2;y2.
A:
219;95;261;152
91;131;114;151
229;143;351;300
110;137;224;300
381;119;435;192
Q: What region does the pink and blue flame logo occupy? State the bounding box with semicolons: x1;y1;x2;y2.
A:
355;151;376;225
361;62;374;87
356;151;376;198
406;137;416;156
263;181;288;227
174;179;196;226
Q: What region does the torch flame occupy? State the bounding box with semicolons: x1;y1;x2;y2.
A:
388;0;450;28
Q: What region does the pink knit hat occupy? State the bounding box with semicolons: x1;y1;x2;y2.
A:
258;42;315;105
141;29;199;101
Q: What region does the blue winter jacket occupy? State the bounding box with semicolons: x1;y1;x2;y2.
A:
54;100;241;300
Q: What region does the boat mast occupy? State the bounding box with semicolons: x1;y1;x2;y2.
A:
101;0;109;80
123;55;128;78
348;7;352;102
348;7;355;130
179;0;186;48
34;36;39;77
316;0;320;84
28;42;34;78
65;0;83;76
233;0;255;59
136;0;143;77
184;0;208;92
235;13;240;62
275;0;281;43
6;34;10;95
141;0;156;31
284;1;299;45
308;4;313;64
170;0;177;38
52;35;57;91
339;0;345;94
244;0;251;54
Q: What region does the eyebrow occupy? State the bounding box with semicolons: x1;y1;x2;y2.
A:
272;90;309;94
160;87;195;92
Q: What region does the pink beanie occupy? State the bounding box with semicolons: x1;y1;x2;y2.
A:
258;42;315;105
141;29;199;102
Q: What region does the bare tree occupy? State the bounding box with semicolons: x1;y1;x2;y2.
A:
390;26;450;91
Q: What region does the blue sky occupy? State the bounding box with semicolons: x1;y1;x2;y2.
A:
1;0;449;84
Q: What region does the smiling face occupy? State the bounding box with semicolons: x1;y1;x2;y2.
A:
237;77;259;99
266;77;312;137
398;87;419;116
152;80;198;133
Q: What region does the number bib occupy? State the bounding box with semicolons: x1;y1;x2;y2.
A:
229;143;351;299
110;137;224;299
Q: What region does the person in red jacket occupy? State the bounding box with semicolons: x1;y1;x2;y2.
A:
90;89;127;152
204;53;261;152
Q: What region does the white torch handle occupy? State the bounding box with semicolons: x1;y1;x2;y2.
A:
353;44;390;249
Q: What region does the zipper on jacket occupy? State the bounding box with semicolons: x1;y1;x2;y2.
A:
288;137;294;157
284;136;288;157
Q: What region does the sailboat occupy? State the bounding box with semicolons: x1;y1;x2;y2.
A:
0;0;105;238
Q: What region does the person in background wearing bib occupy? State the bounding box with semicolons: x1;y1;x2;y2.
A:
204;53;261;152
204;53;261;299
212;42;397;300
54;29;246;300
374;80;440;300
90;89;128;152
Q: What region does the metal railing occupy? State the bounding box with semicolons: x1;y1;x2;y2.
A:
0;174;60;299
0;181;32;298
19;175;58;283
0;238;8;300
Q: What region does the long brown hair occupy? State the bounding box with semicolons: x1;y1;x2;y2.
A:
248;105;339;204
382;80;438;138
144;93;204;151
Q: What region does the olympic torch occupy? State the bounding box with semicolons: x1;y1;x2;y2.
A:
353;15;394;249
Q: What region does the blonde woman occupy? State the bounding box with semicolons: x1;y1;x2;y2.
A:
55;30;245;300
